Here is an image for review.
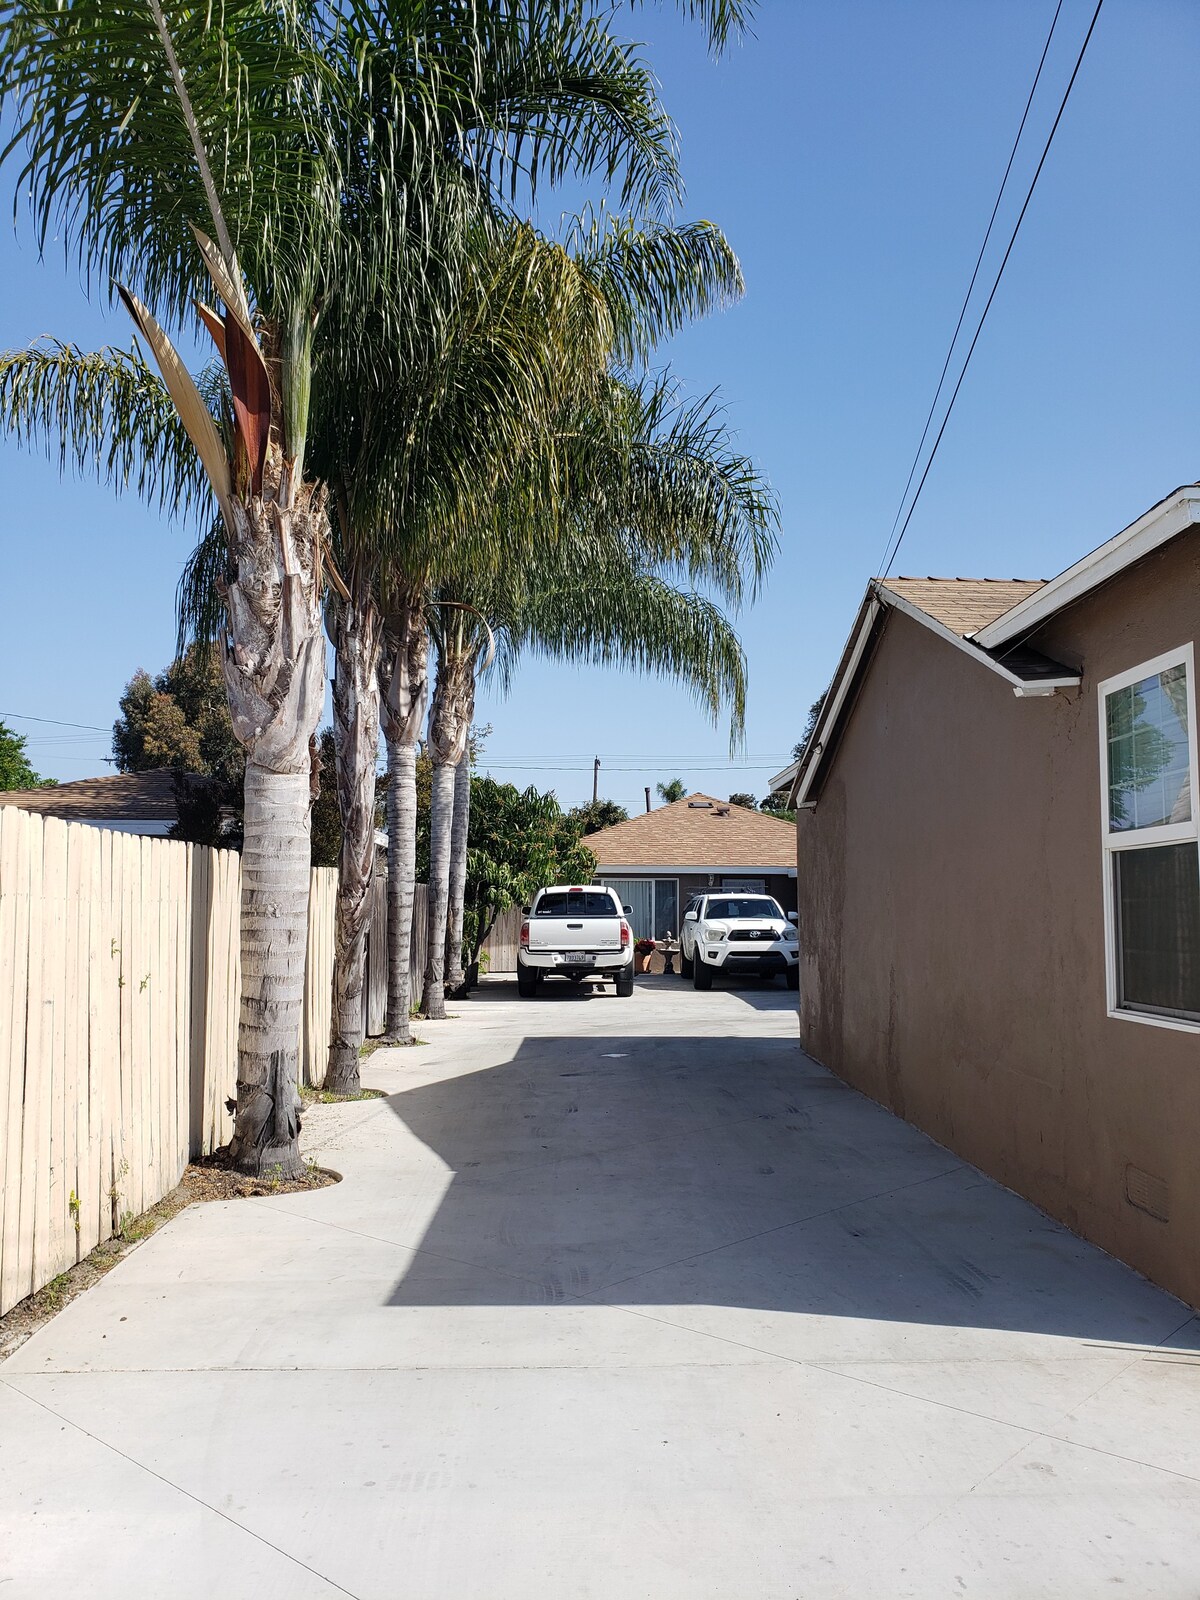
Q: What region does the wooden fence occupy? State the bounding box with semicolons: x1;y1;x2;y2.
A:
358;881;521;1027
362;877;428;1037
481;907;522;973
0;806;337;1316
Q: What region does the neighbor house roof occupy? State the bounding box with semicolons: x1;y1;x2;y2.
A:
773;485;1200;808
0;768;199;829
587;793;796;872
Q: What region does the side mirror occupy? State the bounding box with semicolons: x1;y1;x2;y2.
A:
684;910;698;922
522;905;531;915
787;912;798;924
622;904;633;915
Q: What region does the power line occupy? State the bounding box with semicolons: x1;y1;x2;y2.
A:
879;0;1065;574
481;762;788;773
882;0;1105;579
0;710;111;732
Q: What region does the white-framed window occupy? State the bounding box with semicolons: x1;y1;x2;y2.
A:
1099;643;1200;1031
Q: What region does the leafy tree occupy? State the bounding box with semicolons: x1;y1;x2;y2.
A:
657;778;687;804
113;645;241;780
0;720;53;790
570;799;630;834
728;791;756;809
162;725;339;862
759;792;796;823
310;729;343;869
462;780;597;980
794;692;828;761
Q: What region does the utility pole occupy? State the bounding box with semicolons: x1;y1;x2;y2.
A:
644;785;651;813
592;757;600;805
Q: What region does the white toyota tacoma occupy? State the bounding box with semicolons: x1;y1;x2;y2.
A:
517;885;635;997
680;892;800;991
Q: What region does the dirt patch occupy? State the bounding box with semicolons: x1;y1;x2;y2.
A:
0;1154;339;1362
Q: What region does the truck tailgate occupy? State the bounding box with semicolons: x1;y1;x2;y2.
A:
528;890;623;952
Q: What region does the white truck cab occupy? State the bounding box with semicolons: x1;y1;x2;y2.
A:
517;885;635;997
680;892;799;991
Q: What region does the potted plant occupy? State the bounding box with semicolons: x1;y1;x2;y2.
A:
633;937;656;974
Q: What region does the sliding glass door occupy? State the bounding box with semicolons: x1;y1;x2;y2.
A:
601;878;680;941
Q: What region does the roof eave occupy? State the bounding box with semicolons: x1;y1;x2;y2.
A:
974;487;1200;648
789;590;884;807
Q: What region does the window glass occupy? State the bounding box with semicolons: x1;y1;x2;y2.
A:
535;891;618;917
1115;843;1200;1021
704;897;784;921
653;879;679;940
1106;663;1191;833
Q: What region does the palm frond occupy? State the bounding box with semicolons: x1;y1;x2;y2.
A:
176;515;231;653
500;567;748;747
0;337;211;518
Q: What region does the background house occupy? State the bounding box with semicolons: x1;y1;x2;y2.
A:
0;768;220;837
586;792;797;941
784;485;1200;1308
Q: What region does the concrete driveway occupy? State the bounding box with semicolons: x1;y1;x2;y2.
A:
3;975;1199;1599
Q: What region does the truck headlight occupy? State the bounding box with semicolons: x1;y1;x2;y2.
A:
701;922;727;942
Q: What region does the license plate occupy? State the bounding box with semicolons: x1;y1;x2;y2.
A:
564;952;589;965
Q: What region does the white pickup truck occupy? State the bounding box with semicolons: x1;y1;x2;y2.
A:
680;891;800;991
517;885;634;997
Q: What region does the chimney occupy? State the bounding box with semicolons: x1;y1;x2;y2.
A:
644;786;651;813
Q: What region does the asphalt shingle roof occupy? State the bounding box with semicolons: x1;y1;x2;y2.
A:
880;577;1046;637
587;793;796;870
0;768;197;822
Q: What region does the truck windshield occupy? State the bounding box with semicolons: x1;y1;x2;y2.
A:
535;892;617;917
705;897;784;920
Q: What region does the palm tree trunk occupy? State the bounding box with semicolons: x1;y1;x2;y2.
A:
423;761;457;1019
421;643;475;1020
379;600;428;1043
223;480;326;1177
383;734;418;1040
326;579;382;1093
444;705;474;997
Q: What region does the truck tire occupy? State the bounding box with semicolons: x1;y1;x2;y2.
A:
679;947;693;978
693;963;712;991
615;963;634;997
517;965;536;998
785;966;799;991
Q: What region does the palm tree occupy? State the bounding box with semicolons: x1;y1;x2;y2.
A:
0;0;763;1102
0;2;374;1171
423;370;779;1016
447;371;778;998
301;0;758;1076
377;592;430;1043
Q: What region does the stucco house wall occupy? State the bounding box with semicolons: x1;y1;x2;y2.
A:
796;530;1200;1307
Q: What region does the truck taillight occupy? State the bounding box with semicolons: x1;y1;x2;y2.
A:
520;920;530;947
620;920;631;948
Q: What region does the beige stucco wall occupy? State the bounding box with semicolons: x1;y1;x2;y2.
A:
796;530;1200;1307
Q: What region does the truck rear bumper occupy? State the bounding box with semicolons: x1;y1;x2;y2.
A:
519;951;631;975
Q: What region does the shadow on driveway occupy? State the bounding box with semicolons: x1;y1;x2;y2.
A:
380;1017;1199;1350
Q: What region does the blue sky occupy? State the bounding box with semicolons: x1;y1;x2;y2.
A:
2;0;1197;812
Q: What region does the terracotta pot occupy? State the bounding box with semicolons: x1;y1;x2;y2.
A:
635;953;653;973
